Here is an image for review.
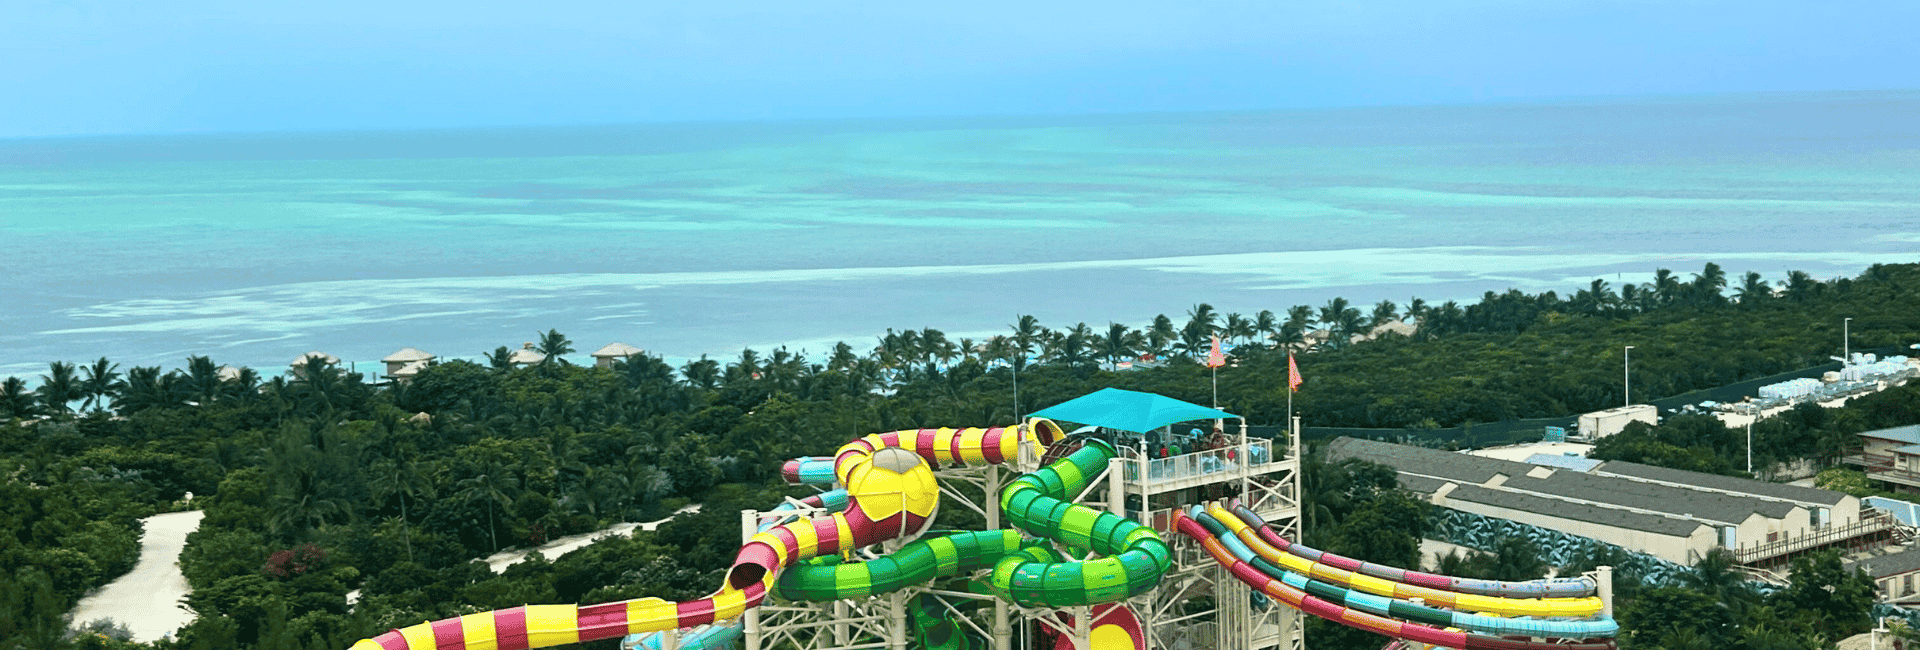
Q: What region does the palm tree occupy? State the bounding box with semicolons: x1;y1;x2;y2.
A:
1690;262;1728;306
1733;271;1772;306
1370;300;1399;329
1617;284;1643;313
1097;323;1142;368
1049;323;1094;369
184;355;223;405
1;377;36;420
728;348;762;384
1175;321;1210;359
1147;315;1177;357
288;356;346;417
35;362;81;419
1283;305;1316;342
227;366;262;404
79;357;122;413
1318;298;1363;347
1223;313;1255;347
680;355;720;389
1651;268;1680;307
114;366;179;415
921;328;957;369
828;342;859;372
1404;298;1429;324
1253;310;1279;348
1586;279;1615;314
1186;303;1219;338
980;336;1014;369
1781;270;1818;302
536;329;575;365
1010;315;1043;372
367;458;432;561
486;346;514;371
456;468;519;552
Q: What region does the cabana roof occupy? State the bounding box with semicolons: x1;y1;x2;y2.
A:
1028;388;1236;434
592;342;644;358
383;347;436;363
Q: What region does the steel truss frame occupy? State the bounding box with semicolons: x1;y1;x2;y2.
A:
729;421;1302;650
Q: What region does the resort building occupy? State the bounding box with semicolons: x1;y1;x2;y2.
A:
591;342;644;368
1576;405;1657;439
1849;548;1920;605
382;347;436;383
290;351;341;379
507;343;546;368
1328;437;1891;568
1847;425;1920;493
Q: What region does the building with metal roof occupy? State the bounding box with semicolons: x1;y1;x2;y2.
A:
1328;437;1885;567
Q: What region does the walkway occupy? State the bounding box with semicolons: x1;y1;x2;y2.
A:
68;510;205;643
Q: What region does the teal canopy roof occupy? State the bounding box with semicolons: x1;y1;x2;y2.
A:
1028;388;1238;434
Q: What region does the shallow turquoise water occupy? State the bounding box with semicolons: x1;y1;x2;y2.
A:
3;92;1917;377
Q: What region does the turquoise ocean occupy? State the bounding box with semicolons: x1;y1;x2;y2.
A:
3;91;1918;379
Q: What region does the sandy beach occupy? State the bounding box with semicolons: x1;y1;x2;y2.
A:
68;510;205;642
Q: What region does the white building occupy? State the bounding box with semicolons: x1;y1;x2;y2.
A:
1577;404;1657;438
591;342;644;369
382;347;436;383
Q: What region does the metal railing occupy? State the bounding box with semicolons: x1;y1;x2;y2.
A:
1123;440;1277;485
1845;452;1920;486
1734;509;1898;564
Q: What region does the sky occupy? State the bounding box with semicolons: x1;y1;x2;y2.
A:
5;0;1919;138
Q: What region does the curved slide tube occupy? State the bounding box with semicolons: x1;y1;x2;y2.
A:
1229;502;1595;599
621;491;854;650
910;593;984;650
353;422;1060;650
1189;506;1616;639
1176;511;1616;650
1211;504;1602;618
992;439;1172;607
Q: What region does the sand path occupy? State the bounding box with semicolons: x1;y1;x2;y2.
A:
68;510;205;642
479;504;704;574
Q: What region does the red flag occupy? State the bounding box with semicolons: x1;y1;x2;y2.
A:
1288;352;1303;392
1206;335;1225;368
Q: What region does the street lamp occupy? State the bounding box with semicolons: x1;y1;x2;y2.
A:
1624;346;1634;407
1844;317;1852;363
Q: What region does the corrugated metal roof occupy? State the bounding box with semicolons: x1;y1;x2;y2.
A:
1864;425;1920;445
1593;460;1849;507
1329;437;1809;529
1849;547;1920;579
1442;484;1709;537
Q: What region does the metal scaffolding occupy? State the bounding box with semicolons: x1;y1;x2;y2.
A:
733;419;1303;650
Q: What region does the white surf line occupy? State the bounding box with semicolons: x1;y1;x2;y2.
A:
68;510;206;643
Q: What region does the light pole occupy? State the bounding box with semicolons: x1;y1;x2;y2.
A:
1844;317;1852;363
1624;346;1634;407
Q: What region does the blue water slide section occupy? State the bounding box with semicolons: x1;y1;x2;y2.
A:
621;624;741;650
790;457;839;484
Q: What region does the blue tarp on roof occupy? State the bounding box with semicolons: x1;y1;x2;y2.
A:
1028;388;1237;434
1523;453;1602;472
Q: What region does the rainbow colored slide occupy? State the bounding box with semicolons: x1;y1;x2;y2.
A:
1177;502;1618;650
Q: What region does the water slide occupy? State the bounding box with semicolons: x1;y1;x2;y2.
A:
1227;503;1596;600
354;421;1163;650
1177;504;1619;650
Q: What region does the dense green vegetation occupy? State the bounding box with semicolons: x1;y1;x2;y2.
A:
2;261;1916;649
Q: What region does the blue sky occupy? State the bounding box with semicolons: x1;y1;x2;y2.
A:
6;0;1917;137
